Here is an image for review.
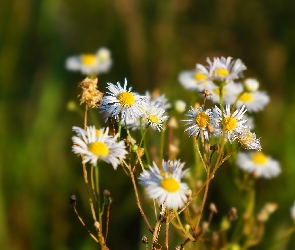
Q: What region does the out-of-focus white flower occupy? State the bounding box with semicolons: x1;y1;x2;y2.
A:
237;151;281;178
196;57;247;86
290;202;295;221
236;90;269;113
66;47;112;75
178;70;213;91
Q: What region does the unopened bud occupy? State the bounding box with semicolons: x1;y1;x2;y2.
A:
103;190;111;198
94;221;100;231
209;203;218;214
228;207;238;221
142;235;148;244
69;195;76;206
243;78;259;92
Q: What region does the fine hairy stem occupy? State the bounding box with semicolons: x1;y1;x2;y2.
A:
124;160;153;233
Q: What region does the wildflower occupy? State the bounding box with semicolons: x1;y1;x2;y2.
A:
72;126;127;169
183;106;215;140
234;129;261;150
125;92;169;131
138;160;189;209
237;151;281;178
178;70;213;91
66;47;112;75
78;77;104;108
196;57;246;86
99;79;148;122
145;106;169;131
236;90;269;112
207;81;243;104
174;100;187;113
212;104;248;143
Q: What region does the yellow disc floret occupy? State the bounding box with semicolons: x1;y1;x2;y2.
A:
117;92;135;107
194;72;207;82
251;152;267;165
223;117;237;131
161;178;180;192
81;54;96;66
148;114;160;124
239;93;253;102
213;68;229;78
195;112;210;128
88;142;109;157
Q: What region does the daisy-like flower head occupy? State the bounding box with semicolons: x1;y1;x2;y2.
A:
72;126;127;169
237;151;281;178
234;128;261;151
145;106;169;131
95;47;113;73
125;92;170;131
201;57;247;86
212;104;248;143
182;106;215;140
66;47;112;75
138;159;189;209
207;81;243;105
236;90;270;113
99;79;148;122
178;70;213;91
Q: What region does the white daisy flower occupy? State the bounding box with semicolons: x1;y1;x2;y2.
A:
145;106;169;131
234;129;261;151
146;92;171;110
197;57;247;86
183;106;215;140
178;70;213;91
212;104;248;143
290;202;295;220
237;151;281;178
138;160;189;209
72;126;127;169
207;81;243;104
66;47;112;75
99;79;148;122
236;90;269;112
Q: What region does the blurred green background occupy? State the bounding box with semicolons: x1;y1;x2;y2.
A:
1;0;295;249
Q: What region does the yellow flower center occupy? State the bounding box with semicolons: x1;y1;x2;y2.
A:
214;87;226;96
148;114;160;124
88;142;109;157
223;117;237;131
251;152;267;165
239;130;253;145
194;72;207;82
239;93;253;102
213;68;229;78
81;54;97;66
117;92;135;107
195;112;210;128
161;178;180;192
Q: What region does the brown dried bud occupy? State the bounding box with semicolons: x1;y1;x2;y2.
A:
103;190;111;198
78;77;104;108
142;235;148;244
207;124;214;133
200;89;212;97
210;144;220;152
167;116;178;129
228;207;238;221
209;203;218;214
69;195;76;206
